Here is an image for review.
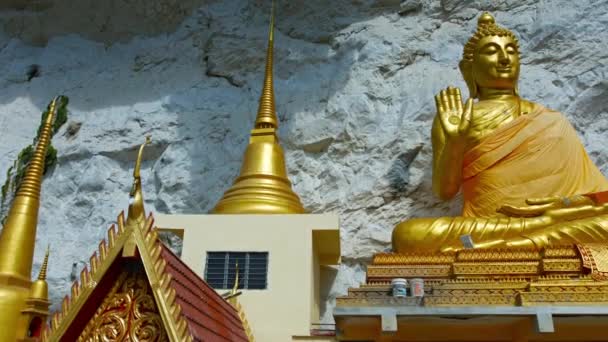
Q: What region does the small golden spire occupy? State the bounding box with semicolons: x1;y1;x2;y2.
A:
0;97;59;283
29;245;50;301
127;136;151;225
38;245;50;281
212;1;305;214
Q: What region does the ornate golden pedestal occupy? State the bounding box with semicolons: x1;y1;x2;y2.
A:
334;244;608;341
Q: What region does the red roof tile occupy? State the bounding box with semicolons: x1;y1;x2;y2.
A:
160;244;249;342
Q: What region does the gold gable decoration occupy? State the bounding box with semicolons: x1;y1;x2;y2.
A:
43;136;249;341
42;213;193;342
77;271;167;341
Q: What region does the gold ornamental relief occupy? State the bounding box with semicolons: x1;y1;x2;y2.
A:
586;244;608;272
78;271;168;342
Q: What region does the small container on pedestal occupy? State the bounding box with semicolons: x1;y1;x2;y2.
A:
391;278;408;297
410;278;424;297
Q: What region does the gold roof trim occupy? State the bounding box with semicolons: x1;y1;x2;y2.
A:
229;299;255;342
373;252;455;265
42;144;193;341
42;213;193;342
226;264;255;342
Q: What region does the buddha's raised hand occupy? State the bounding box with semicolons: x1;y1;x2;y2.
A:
434;86;473;143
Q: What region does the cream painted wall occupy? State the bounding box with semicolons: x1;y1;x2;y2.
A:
154;214;340;342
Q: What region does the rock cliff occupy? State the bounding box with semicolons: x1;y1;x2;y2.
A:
0;0;607;322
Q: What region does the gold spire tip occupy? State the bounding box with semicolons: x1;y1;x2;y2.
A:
133;135;151;179
269;0;275;42
254;0;278;129
38;245;50;280
128;136;151;224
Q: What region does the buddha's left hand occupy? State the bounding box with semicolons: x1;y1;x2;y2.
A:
497;195;594;217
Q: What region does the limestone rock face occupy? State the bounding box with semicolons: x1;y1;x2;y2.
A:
1;0;607;322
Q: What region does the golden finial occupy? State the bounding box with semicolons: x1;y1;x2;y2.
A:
127;136;151;225
0;97;59;282
231;262;240;296
38;245;50;281
222;262;241;301
254;0;278;129
211;1;305;214
28;245;50;305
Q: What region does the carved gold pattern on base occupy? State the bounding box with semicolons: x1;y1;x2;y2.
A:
436;278;530;287
457;248;540;261
543;246;579;258
336;296;421;307
373;253;455;265
78;271;167;342
367;264;451;278
339;245;608;309
425;294;517;306
578;243;608;280
541;258;582;273
453;262;540;275
520;292;608;306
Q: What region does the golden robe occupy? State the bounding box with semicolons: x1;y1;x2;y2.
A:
393;104;608;252
461;104;608;218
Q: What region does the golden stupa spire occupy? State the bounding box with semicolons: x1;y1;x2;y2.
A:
127;136;151;226
255;0;278;129
212;0;305;214
0;97;58;284
37;245;50;281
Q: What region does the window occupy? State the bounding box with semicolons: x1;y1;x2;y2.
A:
205;252;268;290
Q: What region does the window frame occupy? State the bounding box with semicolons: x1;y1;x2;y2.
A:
204;251;269;290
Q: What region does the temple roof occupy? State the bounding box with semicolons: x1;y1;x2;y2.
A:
42;212;249;342
160;238;250;341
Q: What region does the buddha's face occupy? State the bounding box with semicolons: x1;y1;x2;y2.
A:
472;35;519;90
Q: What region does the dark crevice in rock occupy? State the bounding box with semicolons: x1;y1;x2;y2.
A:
202;33;245;88
98;141;169;167
205;69;244;88
398;0;423;16
62;121;82;140
26;64;41;81
386;144;424;193
378;50;430;79
301;137;335;154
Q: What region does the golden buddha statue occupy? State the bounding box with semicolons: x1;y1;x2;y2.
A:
392;13;608;253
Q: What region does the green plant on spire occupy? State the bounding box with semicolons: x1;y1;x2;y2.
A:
0;96;69;224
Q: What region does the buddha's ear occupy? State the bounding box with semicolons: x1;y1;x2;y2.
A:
459;60;478;99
